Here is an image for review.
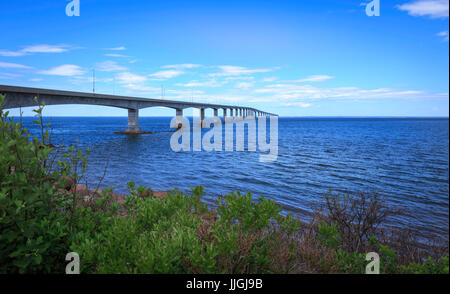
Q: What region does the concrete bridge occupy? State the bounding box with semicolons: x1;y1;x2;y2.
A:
0;85;276;134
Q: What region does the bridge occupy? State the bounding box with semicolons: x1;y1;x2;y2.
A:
0;85;276;134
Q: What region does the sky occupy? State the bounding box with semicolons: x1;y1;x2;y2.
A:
0;0;448;117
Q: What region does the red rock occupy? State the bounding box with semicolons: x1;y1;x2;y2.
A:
64;176;75;191
153;191;168;199
137;190;151;198
111;193;127;205
73;184;90;197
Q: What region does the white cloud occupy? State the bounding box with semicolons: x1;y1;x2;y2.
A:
0;50;25;57
116;72;147;84
149;69;185;80
176;80;223;87
235;82;255;89
105;53;130;58
40;64;85;76
253;83;445;101
0;44;70;57
225;76;254;81
209;65;275;77
68;76;113;85
437;30;449;41
283;102;312;108
161;64;202;69
262;77;279;82
105;46;126;51
397;0;449;18
0;73;22;79
30;78;44;82
22;44;69;54
292;75;335;83
192;93;252;103
122;83;159;93
0;61;33;69
96;61;127;72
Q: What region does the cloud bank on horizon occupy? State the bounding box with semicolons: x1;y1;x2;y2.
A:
0;0;448;117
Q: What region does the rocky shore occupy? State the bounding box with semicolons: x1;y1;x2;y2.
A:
60;176;168;212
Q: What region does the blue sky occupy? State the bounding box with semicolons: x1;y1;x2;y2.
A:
0;0;448;117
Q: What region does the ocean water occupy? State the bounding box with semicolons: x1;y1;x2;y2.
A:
18;116;449;241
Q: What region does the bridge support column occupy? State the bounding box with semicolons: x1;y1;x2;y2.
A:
214;108;220;124
175;108;183;128
127;109;141;132
200;108;205;127
223;108;227;123
116;109;150;134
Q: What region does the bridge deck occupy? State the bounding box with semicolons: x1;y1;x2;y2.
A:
0;84;275;116
0;84;276;134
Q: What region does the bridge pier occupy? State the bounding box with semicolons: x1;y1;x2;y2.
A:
175;108;183;128
116;109;151;134
200;108;205;127
223;108;227;122
214;108;220;124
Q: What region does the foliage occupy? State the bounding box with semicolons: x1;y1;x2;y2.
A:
317;222;341;249
323;190;392;252
0;95;448;274
0;95;74;273
400;254;449;274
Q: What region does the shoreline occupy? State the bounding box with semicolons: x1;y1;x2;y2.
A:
67;177;448;252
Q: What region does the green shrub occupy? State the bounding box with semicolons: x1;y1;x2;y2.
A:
68;189;303;274
317;222;341;249
0;95;71;273
71;188;207;273
1;94;448;274
0;95;94;273
401;254;449;274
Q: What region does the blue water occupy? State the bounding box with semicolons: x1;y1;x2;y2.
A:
18;117;449;242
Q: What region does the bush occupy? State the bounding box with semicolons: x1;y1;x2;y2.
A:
0;95;71;273
0;95;448;274
69;189;303;274
70;190;205;273
323;190;392;253
401;255;449;274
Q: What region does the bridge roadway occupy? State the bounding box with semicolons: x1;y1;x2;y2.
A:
0;85;276;134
